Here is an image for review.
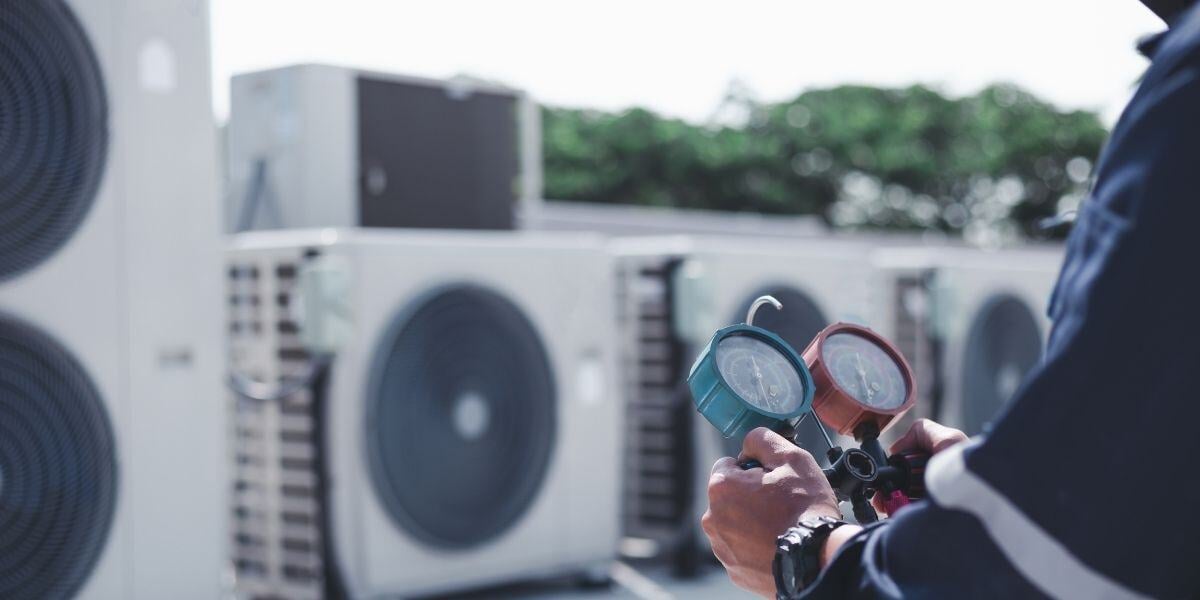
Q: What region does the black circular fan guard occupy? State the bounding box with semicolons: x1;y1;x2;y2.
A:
367;286;556;549
725;286;830;460
962;295;1044;435
0;314;118;599
0;1;108;281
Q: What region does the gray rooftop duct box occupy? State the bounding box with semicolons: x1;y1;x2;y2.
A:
227;64;541;232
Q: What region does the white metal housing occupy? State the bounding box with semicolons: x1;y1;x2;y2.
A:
930;246;1063;434
681;236;879;526
871;245;1063;435
227;229;621;598
0;1;225;598
610;236;879;555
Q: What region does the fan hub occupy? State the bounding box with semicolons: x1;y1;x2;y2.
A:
996;362;1023;401
453;391;491;441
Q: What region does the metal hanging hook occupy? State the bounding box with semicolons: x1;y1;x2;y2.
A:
746;295;783;326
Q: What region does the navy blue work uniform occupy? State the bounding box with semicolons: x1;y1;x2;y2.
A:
805;3;1200;599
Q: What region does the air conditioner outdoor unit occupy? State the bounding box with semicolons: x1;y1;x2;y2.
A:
0;1;225;598
611;236;880;560
226;64;542;233
869;247;942;442
928;246;1063;435
680;236;880;529
226;229;620;598
871;245;1063;436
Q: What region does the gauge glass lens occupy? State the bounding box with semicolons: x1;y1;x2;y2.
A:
715;334;806;415
821;332;908;409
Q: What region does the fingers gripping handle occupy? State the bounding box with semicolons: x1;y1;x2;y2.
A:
736;422;798;470
741;449;929;508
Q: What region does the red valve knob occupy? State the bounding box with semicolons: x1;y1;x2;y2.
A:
888;450;929;500
881;490;911;516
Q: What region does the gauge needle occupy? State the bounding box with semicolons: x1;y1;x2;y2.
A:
854;353;874;400
750;356;772;408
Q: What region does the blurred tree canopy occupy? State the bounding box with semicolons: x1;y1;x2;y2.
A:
542;83;1108;243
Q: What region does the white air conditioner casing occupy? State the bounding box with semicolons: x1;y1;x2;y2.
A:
610;236;878;556
682;236;879;528
227;229;620;599
868;247;941;445
871;244;1063;436
929;246;1063;435
0;1;224;598
226;64;542;233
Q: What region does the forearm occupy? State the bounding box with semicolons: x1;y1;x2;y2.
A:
769;449;1053;598
820;523;863;569
798;501;1047;599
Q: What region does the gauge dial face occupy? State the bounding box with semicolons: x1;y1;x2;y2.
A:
821;332;908;410
715;334;807;415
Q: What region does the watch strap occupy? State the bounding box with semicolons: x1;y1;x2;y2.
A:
773;516;847;598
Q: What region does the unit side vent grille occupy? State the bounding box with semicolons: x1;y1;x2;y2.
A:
891;273;938;426
229;254;327;600
617;256;689;548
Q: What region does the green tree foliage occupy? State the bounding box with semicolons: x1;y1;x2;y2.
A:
542;83;1108;242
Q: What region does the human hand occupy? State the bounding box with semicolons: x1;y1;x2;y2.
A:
888;418;968;457
873;418;967;515
701;427;841;598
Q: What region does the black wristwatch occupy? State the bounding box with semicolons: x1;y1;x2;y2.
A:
772;516;848;599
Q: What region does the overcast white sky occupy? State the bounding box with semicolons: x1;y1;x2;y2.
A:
210;1;1164;125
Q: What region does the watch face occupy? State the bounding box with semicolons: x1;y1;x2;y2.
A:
715;333;807;416
820;332;909;410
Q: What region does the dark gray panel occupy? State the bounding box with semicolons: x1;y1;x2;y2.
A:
356;77;518;230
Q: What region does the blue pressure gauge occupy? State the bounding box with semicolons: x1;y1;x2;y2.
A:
688;296;815;440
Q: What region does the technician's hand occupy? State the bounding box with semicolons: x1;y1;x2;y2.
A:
889;418;968;456
701;427;841;598
873;418;967;515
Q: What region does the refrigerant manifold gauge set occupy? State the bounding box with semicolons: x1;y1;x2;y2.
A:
688;296;929;523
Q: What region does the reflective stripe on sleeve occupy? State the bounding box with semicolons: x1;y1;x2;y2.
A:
926;442;1150;600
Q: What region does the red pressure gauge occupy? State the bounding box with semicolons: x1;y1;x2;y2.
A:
801;323;917;438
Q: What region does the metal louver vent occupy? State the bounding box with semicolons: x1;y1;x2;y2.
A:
961;294;1043;435
0;314;117;600
366;285;556;549
618;257;690;546
886;272;939;434
229;255;328;600
0;1;108;281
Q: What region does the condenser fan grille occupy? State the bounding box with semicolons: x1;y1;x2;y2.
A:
727;286;829;458
0;315;117;600
0;1;108;280
962;295;1043;435
367;286;556;549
